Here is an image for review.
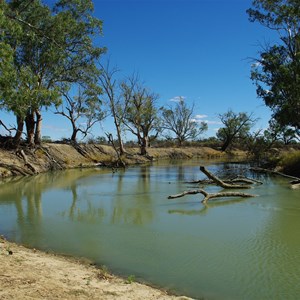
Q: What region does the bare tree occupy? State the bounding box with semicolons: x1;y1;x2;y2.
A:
161;97;207;146
55;89;105;142
122;76;160;155
98;62;128;155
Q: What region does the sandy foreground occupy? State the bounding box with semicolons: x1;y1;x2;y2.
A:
0;237;192;300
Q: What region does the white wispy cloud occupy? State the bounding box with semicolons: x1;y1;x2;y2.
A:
194;114;208;119
204;120;222;125
169;96;186;102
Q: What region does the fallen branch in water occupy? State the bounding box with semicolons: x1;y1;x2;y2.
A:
250;167;300;181
199;166;252;189
185;176;263;185
168;189;257;204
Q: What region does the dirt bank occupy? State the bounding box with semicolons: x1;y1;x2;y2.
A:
0;237;192;300
0;143;228;178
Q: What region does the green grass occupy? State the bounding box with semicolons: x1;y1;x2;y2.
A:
125;275;135;284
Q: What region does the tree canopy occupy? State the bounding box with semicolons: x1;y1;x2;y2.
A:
217;110;256;151
161;98;207;146
247;0;300;135
0;0;105;146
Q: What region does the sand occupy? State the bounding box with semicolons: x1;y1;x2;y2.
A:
0;237;192;300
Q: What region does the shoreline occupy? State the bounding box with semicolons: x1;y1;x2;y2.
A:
0;144;236;299
0;236;193;300
0;143;229;178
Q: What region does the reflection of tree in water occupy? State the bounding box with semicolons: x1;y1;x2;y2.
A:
55;167;154;226
0;169;104;240
111;167;153;226
0;176;44;243
168;197;247;216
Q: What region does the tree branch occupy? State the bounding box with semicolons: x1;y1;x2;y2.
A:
168;189;257;204
199;166;252;189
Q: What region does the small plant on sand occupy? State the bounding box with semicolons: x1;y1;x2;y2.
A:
97;265;112;280
125;275;135;284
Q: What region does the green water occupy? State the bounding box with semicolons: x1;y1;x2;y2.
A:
0;160;300;299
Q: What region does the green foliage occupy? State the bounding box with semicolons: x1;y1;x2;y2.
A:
248;0;300;133
0;0;105;145
217;110;256;151
122;77;160;155
55;87;105;142
41;136;52;142
279;150;300;176
161;97;207;146
125;275;135;284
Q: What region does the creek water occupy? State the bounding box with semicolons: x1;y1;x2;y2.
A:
0;160;300;299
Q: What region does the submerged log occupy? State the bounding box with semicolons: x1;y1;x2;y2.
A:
229;177;263;185
168;188;257;204
199;166;252;189
185;176;263;185
250;167;300;181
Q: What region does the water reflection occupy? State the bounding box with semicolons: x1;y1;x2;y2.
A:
0;162;300;299
168;197;247;216
111;167;153;225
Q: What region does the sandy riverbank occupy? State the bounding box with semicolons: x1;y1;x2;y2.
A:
0;237;192;300
0;143;228;178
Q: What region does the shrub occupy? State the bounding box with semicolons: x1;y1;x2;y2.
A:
279;151;300;177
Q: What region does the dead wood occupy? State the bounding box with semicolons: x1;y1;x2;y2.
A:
185;179;213;184
36;146;64;170
199;166;251;189
72;143;92;160
168;188;257;204
185;176;263;185
228;176;263;185
16;149;37;174
0;163;31;176
105;133;126;168
250;167;300;181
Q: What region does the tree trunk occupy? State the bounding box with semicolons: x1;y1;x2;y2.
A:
116;123;125;155
199;166;251;189
140;136;149;155
70;118;78;142
14;115;24;146
25;110;35;146
177;138;183;147
34;109;42;145
221;138;231;151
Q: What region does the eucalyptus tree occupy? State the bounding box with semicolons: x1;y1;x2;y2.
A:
0;1;21;137
247;0;300;135
161;97;208;146
122;77;160;155
217;110;256;151
0;0;105;146
98;62;127;155
55;87;106;142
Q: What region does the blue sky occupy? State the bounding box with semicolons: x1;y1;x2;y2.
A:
1;0;277;140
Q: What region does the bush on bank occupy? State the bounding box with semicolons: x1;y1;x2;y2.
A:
278;151;300;177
